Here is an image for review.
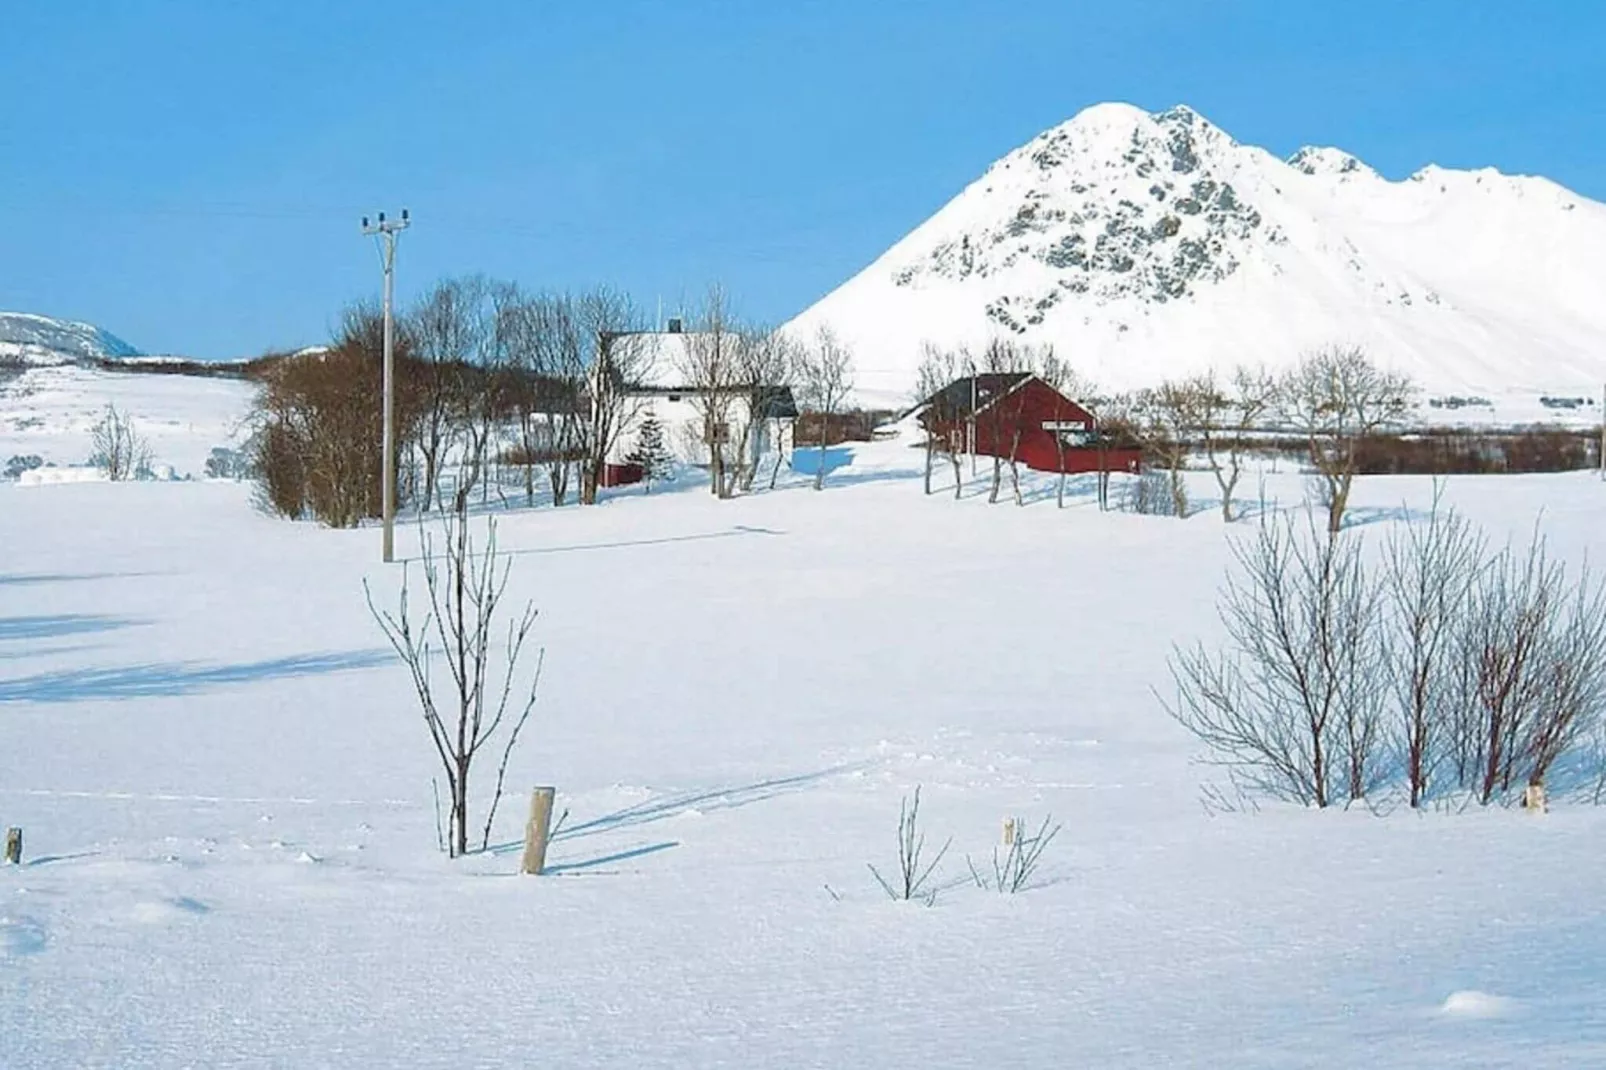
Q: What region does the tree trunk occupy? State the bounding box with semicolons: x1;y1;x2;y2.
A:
988;456;1002;504
453;756;471;858
1327;475;1351;534
1009;431;1024;506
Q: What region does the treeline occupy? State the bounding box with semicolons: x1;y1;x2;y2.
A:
252;280;650;525
249;280;860;526
914;341;1597;528
913;339;1416;530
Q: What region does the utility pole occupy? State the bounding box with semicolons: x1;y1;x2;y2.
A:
362;208;410;563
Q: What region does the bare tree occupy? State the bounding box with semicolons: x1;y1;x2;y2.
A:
407;278;481;512
1190;366;1276;521
678;286;743;498
795;324;855;491
365;512;542;857
449;279;519;513
89;402;152;481
1165;512;1386;807
1384;491;1487;807
913;343;972;499
1281;346;1415;535
579;289;655;505
914;343;956;496
498;290;569;507
536;294;587;507
1128;380;1196;518
975;339;1053;507
1091;392;1139;512
1039;354;1096;509
731;327;795;493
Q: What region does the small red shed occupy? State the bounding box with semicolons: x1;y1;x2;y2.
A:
916;373;1141;475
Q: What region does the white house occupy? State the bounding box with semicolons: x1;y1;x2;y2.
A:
606;324;799;475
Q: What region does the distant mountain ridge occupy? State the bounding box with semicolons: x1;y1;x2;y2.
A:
0;311;142;365
786;102;1606;400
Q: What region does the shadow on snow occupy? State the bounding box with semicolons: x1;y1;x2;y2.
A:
0;571;161;588
486;766;855;867
0;649;392;703
402;525;786;565
0;615;144;642
544;840;680;875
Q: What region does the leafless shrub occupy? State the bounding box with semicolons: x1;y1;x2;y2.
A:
967;815;1062;894
365;511;542;857
1172;497;1606;810
867;786;951;905
89;402;153;481
1127;381;1196;518
1383;490;1486;807
1123;467;1183;516
1165;513;1385;807
1450;529;1606;804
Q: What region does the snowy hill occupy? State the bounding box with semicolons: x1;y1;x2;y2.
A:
0;311;142;366
787;103;1606;403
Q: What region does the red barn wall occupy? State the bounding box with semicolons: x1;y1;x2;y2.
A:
962;379;1142;475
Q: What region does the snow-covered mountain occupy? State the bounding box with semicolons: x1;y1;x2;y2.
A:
787;103;1606;403
0;311;141;365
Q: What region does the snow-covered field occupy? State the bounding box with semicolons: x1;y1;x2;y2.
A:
1;363;253;480
5;369;1606;1067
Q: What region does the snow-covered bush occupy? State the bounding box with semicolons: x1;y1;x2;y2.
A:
4;454;42;481
204;446;253;481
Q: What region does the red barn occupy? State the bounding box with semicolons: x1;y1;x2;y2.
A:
916;373;1141;475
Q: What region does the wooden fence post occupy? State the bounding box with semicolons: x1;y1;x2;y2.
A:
521;787;556;875
1002;817;1017;847
4;827;20;865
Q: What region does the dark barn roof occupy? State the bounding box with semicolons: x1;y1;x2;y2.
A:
917;372;1047;423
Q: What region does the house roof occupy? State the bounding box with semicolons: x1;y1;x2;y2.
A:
609;330;797;414
919;373;1034;420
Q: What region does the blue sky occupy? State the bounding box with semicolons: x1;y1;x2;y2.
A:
2;1;1602;358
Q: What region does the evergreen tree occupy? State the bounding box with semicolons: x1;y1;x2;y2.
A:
627;411;673;493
